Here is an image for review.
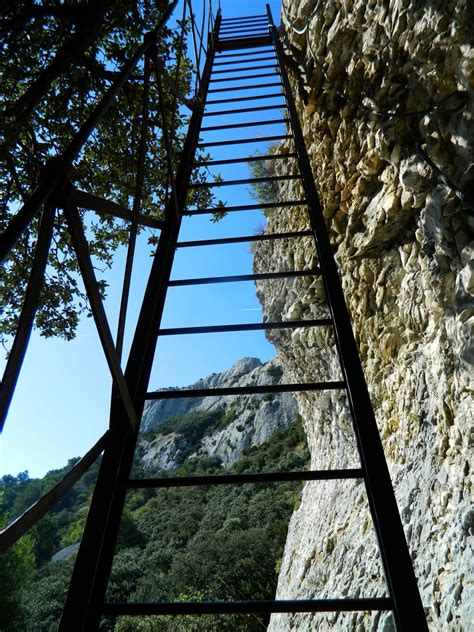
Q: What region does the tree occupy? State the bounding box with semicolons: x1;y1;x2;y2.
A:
2;418;309;630
31;513;60;568
0;0;211;344
0;512;35;631
22;558;75;632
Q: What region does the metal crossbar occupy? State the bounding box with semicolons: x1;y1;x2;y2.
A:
190;173;300;188
72;189;164;229
187;200;306;215
126;468;363;488
145;382;347;400
211;63;277;74
0;4;428;630
219;32;270;41
168;269;321;286
215;48;274;59
102;598;393;616
206;91;284;104
221;15;267;21
176;229;312;247
213;54;277;65
208;80;282;93
218;37;273;48
209;70;278;82
155;318;333;336
202;103;285;116
200;117;289;131
219;25;269;34
194;151;296;166
198;133;292;147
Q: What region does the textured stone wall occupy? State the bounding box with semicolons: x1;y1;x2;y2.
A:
254;1;473;629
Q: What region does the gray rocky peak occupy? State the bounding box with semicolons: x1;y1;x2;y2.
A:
139;356;298;470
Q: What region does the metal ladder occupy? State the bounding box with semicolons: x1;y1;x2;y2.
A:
59;7;427;630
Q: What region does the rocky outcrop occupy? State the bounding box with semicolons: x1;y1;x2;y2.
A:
254;1;473;630
140;357;298;469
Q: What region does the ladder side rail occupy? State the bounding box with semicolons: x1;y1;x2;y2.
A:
266;6;427;631
0;204;55;430
58;11;221;632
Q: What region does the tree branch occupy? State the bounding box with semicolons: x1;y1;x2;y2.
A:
2;0;109;147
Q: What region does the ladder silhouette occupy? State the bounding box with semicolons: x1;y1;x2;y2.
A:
59;7;427;631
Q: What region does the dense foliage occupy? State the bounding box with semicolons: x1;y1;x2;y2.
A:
0;416;309;631
0;0;214;343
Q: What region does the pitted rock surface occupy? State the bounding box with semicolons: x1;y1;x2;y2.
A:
253;1;473;630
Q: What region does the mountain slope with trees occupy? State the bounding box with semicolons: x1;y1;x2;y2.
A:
0;362;309;631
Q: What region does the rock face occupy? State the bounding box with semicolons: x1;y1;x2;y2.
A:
140;357;298;469
253;1;473;630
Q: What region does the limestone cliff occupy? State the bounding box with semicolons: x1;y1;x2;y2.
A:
254;1;473;629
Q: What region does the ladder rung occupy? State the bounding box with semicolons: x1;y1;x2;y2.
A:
217;37;273;51
219;31;269;39
144;381;346;400
156;319;332;337
221;15;268;22
202;104;285;117
168;269;320;287
217;32;271;40
219;25;268;33
213;55;276;66
219;35;272;44
221;17;268;24
208;81;282;94
220;24;268;30
219;25;267;32
102;598;392;616
198;134;292;148
210;71;278;84
206;92;284;105
212;63;277;75
220;19;268;26
216;48;274;60
187;200;307;215
194;152;296;167
200;118;289;132
220;24;268;32
219;32;270;41
126;469;364;489
220;26;269;34
221;14;268;24
176;230;313;248
190;174;300;189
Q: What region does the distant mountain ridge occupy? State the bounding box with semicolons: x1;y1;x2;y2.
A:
139;357;298;469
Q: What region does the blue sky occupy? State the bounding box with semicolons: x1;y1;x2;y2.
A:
0;0;283;478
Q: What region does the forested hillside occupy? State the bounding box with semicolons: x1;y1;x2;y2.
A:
1;410;308;631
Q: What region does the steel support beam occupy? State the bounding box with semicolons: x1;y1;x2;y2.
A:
58;11;221;631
